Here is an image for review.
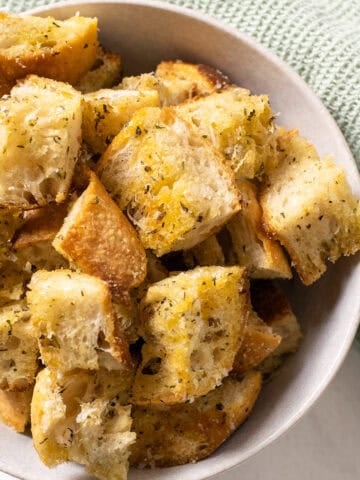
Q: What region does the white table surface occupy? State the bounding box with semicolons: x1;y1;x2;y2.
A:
1;344;359;480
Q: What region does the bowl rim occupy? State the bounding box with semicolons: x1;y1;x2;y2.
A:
15;1;360;478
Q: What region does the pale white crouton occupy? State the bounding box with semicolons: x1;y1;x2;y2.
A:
82;88;160;153
0;12;98;95
131;371;261;467
27;270;131;372
176;87;277;179
97;107;240;255
75;46;122;94
0;301;38;391
0;75;82;208
31;367;135;480
227;180;292;279
260;129;360;284
132;266;249;405
155;60;230;105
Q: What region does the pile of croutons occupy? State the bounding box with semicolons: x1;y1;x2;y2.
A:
0;11;359;480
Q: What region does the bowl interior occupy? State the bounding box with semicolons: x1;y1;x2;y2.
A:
1;2;359;480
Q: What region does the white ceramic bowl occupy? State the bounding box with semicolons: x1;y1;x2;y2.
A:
1;2;359;480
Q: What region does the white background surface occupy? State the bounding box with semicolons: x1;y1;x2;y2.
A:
1;344;359;480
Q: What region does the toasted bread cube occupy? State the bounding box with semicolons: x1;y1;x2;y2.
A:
0;13;98;95
119;73;159;92
31;368;135;478
0;262;31;308
0;75;82;208
53;172;147;294
13;203;69;271
251;281;302;374
176;87;277;179
82;88;160;153
227;180;292;279
0;301;38;391
112;295;140;345
183;235;225;268
0;208;23;262
131;371;261;467
260;129;360;285
155;60;230;106
232;312;281;374
75;46;122;93
132;266;249;405
0;386;33;432
27;270;131;372
97;107;240;256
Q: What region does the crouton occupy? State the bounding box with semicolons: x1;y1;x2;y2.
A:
0;386;33;432
183;235;225;268
82;88;160;153
75;46;122;93
0;262;31;307
112;295;140;345
53;172;147;294
0;13;98;95
260;129;360;284
132;266;249;405
232;312;281;374
0;208;23;264
0;75;82;208
27;270;131;372
31;368;135;479
131;371;261;467
176;87;277;179
13;203;69;271
0;301;38;391
227;180;292;279
155;60;230;106
97;107;240;256
119;73;159;92
251;281;302;374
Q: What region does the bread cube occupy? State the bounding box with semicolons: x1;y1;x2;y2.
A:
0;301;38;391
251;281;303;374
0;13;98;95
27;270;131;372
0;386;33;432
97;107;240;255
155;60;229;106
119;73;159;92
0;75;82;208
176;87;277;179
31;368;135;479
232;312;281;374
13;203;69;271
82;88;160;153
227;180;292;279
183;235;225;268
75;46;122;93
260;129;360;284
132;266;249;405
0;262;31;308
0;208;23;265
53;172;147;294
131;371;261;467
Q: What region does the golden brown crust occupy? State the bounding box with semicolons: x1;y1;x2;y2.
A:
232;312;281;374
0;13;98;93
0;386;33;432
13;203;68;249
131;371;262;467
53;172;147;294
